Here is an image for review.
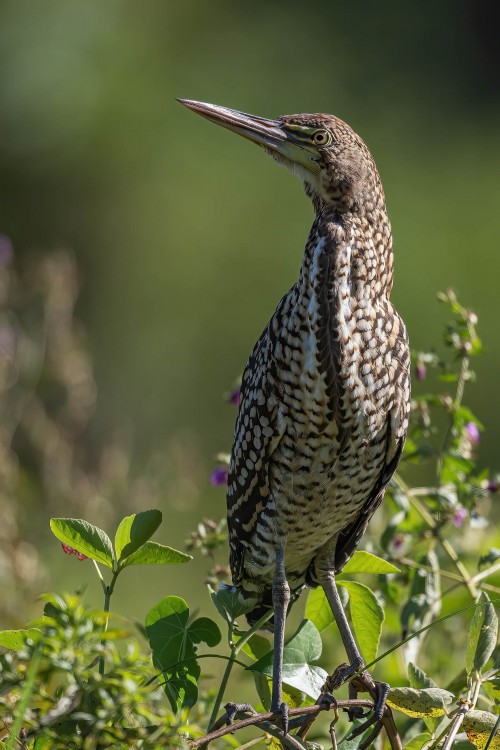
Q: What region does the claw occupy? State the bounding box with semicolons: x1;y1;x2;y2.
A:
278;701;289;735
223;702;255;725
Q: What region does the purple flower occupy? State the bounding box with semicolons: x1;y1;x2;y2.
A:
453;506;467;528
210;466;228;487
227;388;240;406
465;422;480;445
415;362;426;381
0;236;13;268
488;479;498;494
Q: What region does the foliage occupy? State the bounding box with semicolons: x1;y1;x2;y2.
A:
1;268;500;749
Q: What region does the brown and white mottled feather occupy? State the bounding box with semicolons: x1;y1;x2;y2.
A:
226;113;411;623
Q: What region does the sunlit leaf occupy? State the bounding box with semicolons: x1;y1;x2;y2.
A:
0;628;41;650
387;687;454;718
305;588;333;632
339;581;384;663
50;518;114;569
121;541;191;567
463;710;500;750
466;593;498;676
240;633;271;661
249;619;328;699
342;550;400;575
115;510;162;562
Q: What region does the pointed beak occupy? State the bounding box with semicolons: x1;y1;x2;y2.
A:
177;99;320;174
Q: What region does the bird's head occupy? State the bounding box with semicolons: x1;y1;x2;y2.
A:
178;99;382;214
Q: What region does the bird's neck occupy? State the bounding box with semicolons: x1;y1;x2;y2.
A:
300;201;394;304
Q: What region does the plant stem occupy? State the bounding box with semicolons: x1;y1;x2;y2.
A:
206;609;273;729
99;569;119;675
208;622;235;729
5;643;42;750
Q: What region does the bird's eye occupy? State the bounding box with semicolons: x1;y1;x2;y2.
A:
312;130;331;146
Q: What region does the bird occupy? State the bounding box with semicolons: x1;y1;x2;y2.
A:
178;98;411;728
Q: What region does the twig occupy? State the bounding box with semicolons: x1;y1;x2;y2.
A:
441;701;469;750
189;699;402;750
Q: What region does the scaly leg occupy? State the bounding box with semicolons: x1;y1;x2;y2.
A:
318;569;388;720
270;547;290;728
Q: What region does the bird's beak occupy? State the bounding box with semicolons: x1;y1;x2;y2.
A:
177;99;320;175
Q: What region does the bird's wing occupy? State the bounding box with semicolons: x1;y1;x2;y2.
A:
334;318;411;573
226;305;286;587
333;431;404;574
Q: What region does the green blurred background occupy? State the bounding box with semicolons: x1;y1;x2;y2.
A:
0;0;499;662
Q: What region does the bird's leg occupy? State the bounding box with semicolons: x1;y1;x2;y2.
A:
318;569;389;722
271;547;290;732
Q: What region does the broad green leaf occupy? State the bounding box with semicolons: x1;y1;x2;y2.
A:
408;663;439;732
146;595;190;668
145;596;219;713
463;710;500;750
249;620;327;699
122;541;191;567
50;518;114;569
339;581;384;664
305;587;333;632
210;583;258;624
342;550;400;575
466;594;498;676
187;617;221;648
240;633;272;661
0;629;41;650
408;662;437;689
387;687;454;718
404;733;432;750
115;510;162;562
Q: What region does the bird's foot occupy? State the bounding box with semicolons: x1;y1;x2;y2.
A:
271;701;289;735
322;657;364;693
350;672;390;720
344;674;390;749
223;702;256;725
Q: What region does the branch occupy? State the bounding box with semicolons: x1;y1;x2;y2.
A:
189;698;402;750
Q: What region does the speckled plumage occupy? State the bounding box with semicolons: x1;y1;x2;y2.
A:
225;112;411;623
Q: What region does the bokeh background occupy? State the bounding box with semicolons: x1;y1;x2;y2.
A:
0;0;499;674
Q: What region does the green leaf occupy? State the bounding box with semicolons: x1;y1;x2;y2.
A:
146;596;190;667
408;662;437;689
404;734;432;750
466;594;498;676
210;583;258;624
145;596;219;713
408;663;439;731
115;510;162;562
248;620;327;700
240;633;271;661
122;541;191;567
339;581;384;664
50;518;114;569
305;588;334;632
387;687;454;718
0;629;41;650
342;550;400;575
187;617;221;648
463;710;500;750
